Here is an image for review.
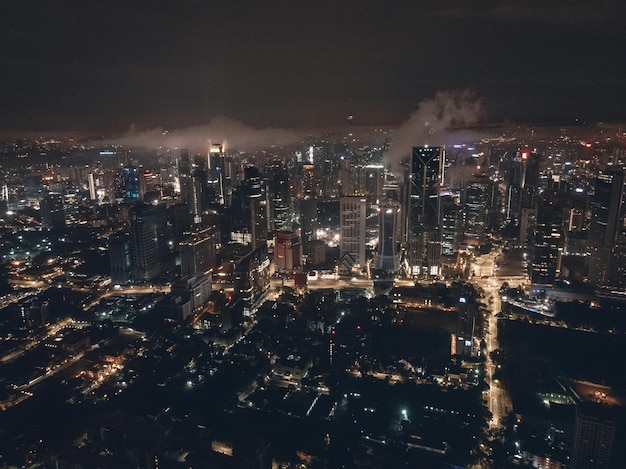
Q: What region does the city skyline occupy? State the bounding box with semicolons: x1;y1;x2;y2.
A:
2;1;626;134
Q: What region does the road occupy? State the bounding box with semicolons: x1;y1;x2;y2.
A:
471;249;515;430
1;317;76;363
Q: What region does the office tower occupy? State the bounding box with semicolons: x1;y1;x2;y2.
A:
267;164;292;232
310;239;326;266
297;197;317;256
40;193;66;230
572;403;617;469
233;246;270;305
455;295;476;357
462;182;487;244
339;196;367;268
171;273;212;321
588;167;624;285
274;231;302;273
88;173;97;200
179;225;220;277
530;191;563;290
190;162;208;224
440;191;458;256
121;165;142;202
405;146;444;277
231;167;268;250
178;149;192;203
208;143;225;204
109;233;133;284
374;201;400;272
23;175;43;206
141;170;158;196
365;164;385;199
521;149;541;190
130;203;173;282
589;168;623;284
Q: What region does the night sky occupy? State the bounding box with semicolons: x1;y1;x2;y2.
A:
2;0;626;133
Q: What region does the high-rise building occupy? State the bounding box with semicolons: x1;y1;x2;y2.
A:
274;231;302;273
530;191;563;291
40;193;66;230
298;197;317;255
171;273;212;322
179;225;220;277
374;201;400;273
190;166;208;224
455;294;477;357
405;146;444;277
208;144;225;204
233;246;270;305
231;167;268;250
121;166;141;202
463;182;487;243
588;167;624;285
88;173;97;200
572;402;617;468
109;233;133;285
440;191;458;256
130;203;173;282
23;175;43;206
340;196;367;268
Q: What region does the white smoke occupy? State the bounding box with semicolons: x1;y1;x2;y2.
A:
385;90;483;171
97;116;304;152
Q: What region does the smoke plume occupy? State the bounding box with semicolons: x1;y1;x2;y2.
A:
385;90;483;170
98;116;304;152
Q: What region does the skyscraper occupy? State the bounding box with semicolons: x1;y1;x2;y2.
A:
208;143;225;204
40;193;66;230
405;146;444;277
109;233;133;285
588;167;624;285
530;191;563;290
179;225;220;277
274;231;302;273
374;201;400;272
130;203;173;282
340;196;367;268
121;165;141;202
231;167;268;250
572;402;617;468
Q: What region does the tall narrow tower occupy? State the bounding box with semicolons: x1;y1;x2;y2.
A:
374;201;400;272
340;196;367;268
406;146;444;277
208;143;225;204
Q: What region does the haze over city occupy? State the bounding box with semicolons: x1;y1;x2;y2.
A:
1;2;626;469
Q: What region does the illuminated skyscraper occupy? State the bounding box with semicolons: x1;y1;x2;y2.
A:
530;190;563;292
374;201;400;272
405;146;444;277
179;225;220;277
340;196;367;268
208;143;225;204
121;165;141;202
274;231;302;273
130;203;173;281
588;167;624;285
231;167;268;250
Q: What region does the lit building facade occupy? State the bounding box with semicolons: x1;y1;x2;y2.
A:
339;196;367;268
405;146;444;277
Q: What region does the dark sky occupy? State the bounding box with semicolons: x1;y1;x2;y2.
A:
2;0;625;133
